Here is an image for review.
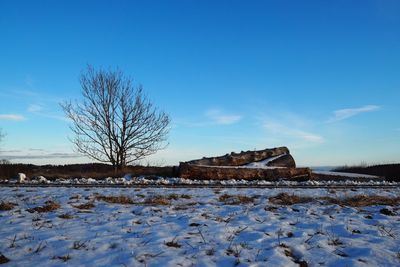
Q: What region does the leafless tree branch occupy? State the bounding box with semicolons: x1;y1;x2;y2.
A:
61;65;170;170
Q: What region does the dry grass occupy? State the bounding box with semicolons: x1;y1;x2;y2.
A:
96;194;175;205
144;195;171;205
0;201;17;211
269;193;400;207
338;195;400;207
218;194;256;205
0;253;10;264
58;213;74;219
73;202;95;210
72;241;87;250
167;194;192;200
380;208;395;216
96;195;134;204
269;193;312;205
165;237;181;248
27;201;60;213
52;255;71;262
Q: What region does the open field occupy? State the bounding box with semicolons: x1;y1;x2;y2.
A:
1;187;400;266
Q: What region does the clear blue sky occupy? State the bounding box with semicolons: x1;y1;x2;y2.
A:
0;0;399;167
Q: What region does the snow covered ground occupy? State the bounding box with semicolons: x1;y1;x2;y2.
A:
244;154;287;168
1;187;399;266
2;173;399;186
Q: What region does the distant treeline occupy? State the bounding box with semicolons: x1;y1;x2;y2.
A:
0;163;177;180
333;163;400;181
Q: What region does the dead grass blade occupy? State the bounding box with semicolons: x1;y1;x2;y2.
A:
0;253;10;264
219;194;256;205
0;201;17;211
58;213;74;219
144;195;171;205
73;202;95;209
96;195;134;204
269;193;400;207
269;193;311;205
27;201;60;213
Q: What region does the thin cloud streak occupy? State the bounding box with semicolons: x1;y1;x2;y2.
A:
2;152;82;160
176;109;243;127
27;103;70;122
27;104;44;113
327;105;381;123
205;109;242;125
0;114;26;121
263;120;324;144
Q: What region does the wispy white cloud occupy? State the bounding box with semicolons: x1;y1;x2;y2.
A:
1;152;81;160
0;114;26;121
27;104;44;113
36;112;70;122
263;120;324;144
27;103;69;122
205;109;242;125
327;105;381;123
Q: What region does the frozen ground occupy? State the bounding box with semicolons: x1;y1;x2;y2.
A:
1;187;399;266
3;174;398;186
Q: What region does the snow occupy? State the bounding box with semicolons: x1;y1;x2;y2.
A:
2;175;399;186
244;153;287;168
32;176;49;184
17;173;26;183
0;187;399;266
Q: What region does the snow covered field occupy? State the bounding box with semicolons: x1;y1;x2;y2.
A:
3;173;399;187
1;186;399;266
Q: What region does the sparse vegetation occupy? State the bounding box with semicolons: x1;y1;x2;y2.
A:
332;195;400;207
27;201;60;213
72;241;87;250
165;237;181;248
269;193;311;205
380;208;395;216
0;201;17;211
73;202;95;209
58;213;74;219
0;253;10;264
52;255;71;262
0;187;399;266
144;195;170;205
96;195;134;204
269;193;400;207
218;194;256;205
167;193;192;200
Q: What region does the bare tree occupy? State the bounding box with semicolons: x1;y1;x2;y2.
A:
61;66;170;170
